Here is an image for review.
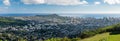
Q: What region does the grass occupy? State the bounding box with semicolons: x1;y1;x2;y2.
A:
107;34;120;41
81;33;109;41
81;32;120;41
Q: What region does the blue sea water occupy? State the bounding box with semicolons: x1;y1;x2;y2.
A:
0;14;36;16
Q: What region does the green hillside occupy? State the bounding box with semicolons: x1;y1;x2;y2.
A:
107;34;120;41
81;33;109;41
81;23;120;41
0;17;15;23
0;17;29;26
81;33;120;41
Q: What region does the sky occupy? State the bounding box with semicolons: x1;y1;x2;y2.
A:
0;0;120;14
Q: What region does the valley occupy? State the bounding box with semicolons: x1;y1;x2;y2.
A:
0;14;120;41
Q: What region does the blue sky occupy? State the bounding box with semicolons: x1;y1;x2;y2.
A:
0;0;120;14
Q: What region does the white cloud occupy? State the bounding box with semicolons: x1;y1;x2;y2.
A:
104;0;120;5
21;0;45;4
21;0;88;5
3;0;10;6
94;2;101;5
45;0;88;5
